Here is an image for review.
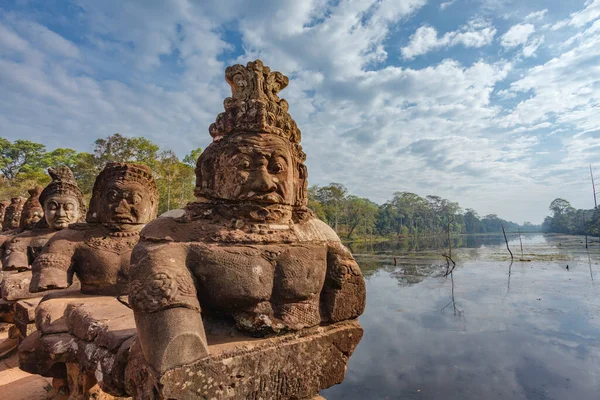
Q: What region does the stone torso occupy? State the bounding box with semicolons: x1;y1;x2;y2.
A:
74;225;140;296
133;208;342;330
190;242;327;312
2;229;55;271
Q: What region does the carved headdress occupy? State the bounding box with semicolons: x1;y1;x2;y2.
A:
39;167;86;217
197;60;308;206
209;59;301;144
19;186;44;230
87;163;158;222
2;197;26;231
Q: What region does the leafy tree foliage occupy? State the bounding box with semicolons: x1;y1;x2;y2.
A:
543;198;597;235
0;135;203;215
307;184;524;239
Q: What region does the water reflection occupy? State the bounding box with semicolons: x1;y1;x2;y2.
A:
324;234;600;400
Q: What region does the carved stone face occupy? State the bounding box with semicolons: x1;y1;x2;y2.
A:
99;181;154;225
44;195;81;230
21;207;43;230
5;209;21;230
213;134;295;205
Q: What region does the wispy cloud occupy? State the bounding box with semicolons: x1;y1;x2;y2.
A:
401;19;497;59
0;0;599;223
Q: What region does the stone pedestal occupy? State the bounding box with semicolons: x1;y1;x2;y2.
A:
125;319;363;400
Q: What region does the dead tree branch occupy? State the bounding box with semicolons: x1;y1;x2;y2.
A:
501;223;514;261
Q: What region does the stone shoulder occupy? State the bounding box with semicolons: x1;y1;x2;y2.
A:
292;218;342;243
140;214;342;245
9;228;54;242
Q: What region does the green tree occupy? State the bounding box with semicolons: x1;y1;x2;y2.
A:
307;185;328;222
183;147;203;168
344;196;379;239
0;138;46;180
315;183;347;232
93;133;160;169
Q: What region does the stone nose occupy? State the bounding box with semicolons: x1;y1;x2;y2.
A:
250;167;276;193
55;205;67;217
115;198;129;212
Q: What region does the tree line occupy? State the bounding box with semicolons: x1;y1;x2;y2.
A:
308;184;533;239
542;198;600;236
2;135;538;238
0;135;201;215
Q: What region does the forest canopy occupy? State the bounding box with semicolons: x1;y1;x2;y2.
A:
5;135;584;239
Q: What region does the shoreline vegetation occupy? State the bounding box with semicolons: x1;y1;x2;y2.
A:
2;135;596;240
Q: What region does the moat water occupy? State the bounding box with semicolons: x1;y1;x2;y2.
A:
323;233;600;400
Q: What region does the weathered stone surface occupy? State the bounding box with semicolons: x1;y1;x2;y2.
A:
14;298;41;323
36;293;116;335
1;271;33;300
126;319;363;400
12;298;41;339
129;60;367;379
19;294;136;397
2;197;26;231
18;330;74;377
66;299;136;350
30;163;158;297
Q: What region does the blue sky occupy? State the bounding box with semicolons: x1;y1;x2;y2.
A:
1;0;600;223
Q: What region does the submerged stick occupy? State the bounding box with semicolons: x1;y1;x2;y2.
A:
518;228;524;259
443;222;456;276
502;224;514;261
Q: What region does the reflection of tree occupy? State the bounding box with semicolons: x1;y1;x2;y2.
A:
389;264;446;287
347;234;508;254
441;272;463;317
588;249;594;285
504;260;513;299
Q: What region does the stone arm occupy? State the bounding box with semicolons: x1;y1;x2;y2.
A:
2;236;29;271
129;240;208;374
29;230;78;292
320;241;366;323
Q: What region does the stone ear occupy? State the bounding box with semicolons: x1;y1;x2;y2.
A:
296;163;308;206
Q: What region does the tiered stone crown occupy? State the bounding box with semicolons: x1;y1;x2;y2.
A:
209;59;301;143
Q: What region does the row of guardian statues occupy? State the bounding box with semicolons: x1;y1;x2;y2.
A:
0;60;366;399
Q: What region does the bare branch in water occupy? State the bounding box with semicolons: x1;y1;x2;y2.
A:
443;221;456;276
502;224;514;261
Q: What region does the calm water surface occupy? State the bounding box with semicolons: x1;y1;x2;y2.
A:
323;234;600;400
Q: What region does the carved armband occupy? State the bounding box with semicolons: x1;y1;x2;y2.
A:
129;269;199;314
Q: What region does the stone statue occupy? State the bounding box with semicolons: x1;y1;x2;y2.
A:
20;186;44;231
0;200;9;226
129;60;366;375
2;197;26;231
3;168;85;272
0;197;27;260
30;163;158;296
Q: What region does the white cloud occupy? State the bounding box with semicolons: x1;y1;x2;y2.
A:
524;9;548;22
522;35;544;57
552;0;600;30
500;23;535;48
512;122;552;133
401;20;497;59
2;0;600;224
440;1;456;11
